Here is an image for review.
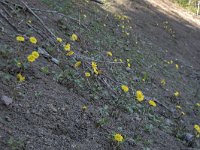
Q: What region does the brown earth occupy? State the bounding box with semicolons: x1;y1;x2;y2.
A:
0;0;200;150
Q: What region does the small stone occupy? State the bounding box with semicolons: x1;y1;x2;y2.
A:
1;95;13;106
48;104;57;112
5;116;11;122
183;133;194;143
166;119;173;126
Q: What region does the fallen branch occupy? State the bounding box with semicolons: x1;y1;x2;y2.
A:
20;1;56;39
0;10;22;33
30;8;89;30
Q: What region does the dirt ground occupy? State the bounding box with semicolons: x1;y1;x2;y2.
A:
0;0;200;149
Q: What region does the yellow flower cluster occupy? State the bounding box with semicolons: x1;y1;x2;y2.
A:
114;133;124;142
16;36;38;44
136;90;145;102
27;51;39;62
17;73;25;82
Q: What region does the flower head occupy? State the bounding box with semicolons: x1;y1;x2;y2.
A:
29;36;37;44
148;100;156;107
121;85;129;93
71;33;78;41
196;103;200;107
176;105;182;109
56;37;63;43
107;51;112;57
136;90;145;102
127;63;131;68
31;51;39;59
82;105;87;110
17;73;25;82
16;36;25;42
85;72;91;77
114;133;124;142
161;79;166;86
66;51;74;56
92;61;97;68
174;91;180;97
27;54;36;62
175;64;179;69
91;61;98;75
74;61;81;68
64;43;71;51
194;124;200;134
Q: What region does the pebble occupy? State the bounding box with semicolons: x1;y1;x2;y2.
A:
1;95;13;106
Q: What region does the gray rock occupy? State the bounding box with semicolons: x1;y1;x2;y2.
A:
1;95;13;106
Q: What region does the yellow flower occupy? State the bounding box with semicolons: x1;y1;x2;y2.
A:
175;64;179;69
74;61;81;68
82;105;87;110
56;37;63;43
93;67;99;75
92;61;99;75
29;36;37;44
27;54;36;62
161;79;166;86
17;73;25;82
85;72;91;77
16;36;25;42
181;112;185;115
66;51;74;56
121;85;129;93
126;59;130;62
114;133;123;142
119;59;123;62
31;51;39;59
127;63;131;68
64;43;71;51
27;20;32;23
170;60;173;64
107;51;112;57
196;103;200;107
136;90;145;102
92;61;97;68
174;91;180;97
176;105;182;109
17;62;21;67
114;59;117;62
71;33;78;41
194;124;200;134
148;100;156;107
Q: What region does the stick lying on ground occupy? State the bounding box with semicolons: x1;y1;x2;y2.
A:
91;0;104;4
